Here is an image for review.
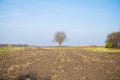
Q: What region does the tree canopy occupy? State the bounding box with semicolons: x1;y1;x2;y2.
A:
106;31;120;48
54;31;67;47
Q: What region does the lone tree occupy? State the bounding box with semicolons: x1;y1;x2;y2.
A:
54;31;67;47
105;31;120;48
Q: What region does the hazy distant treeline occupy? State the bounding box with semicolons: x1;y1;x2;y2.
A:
0;44;29;47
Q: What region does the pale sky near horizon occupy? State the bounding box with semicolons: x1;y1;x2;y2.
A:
0;0;120;46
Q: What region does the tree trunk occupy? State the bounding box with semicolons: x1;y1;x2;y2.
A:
59;43;62;47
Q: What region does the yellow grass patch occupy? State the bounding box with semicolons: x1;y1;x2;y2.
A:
82;47;120;53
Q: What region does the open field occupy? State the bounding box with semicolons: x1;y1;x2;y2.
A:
0;47;120;80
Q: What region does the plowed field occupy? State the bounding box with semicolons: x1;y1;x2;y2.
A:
0;48;120;80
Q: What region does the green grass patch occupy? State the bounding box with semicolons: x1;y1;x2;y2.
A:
0;47;25;54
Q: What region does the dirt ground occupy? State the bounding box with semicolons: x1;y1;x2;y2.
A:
0;48;120;80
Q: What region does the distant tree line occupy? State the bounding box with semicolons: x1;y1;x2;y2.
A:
0;44;29;47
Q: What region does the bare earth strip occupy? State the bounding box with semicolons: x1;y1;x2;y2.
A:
0;48;120;80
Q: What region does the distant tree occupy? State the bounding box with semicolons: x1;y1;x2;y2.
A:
54;31;67;47
105;31;120;48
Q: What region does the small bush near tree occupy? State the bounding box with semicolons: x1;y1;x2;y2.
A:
105;42;112;48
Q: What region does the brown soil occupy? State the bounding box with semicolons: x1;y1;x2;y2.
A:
0;48;120;80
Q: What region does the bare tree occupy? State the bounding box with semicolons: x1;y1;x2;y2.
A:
54;31;67;47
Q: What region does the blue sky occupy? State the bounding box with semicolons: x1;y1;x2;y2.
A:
0;0;120;46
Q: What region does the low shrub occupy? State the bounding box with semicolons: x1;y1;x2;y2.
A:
105;42;112;48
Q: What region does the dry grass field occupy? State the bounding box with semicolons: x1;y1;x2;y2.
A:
0;47;120;80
